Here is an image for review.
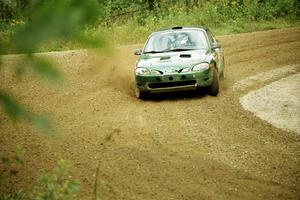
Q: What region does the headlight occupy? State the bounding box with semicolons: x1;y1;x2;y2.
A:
181;67;190;73
136;68;150;75
150;70;161;75
192;63;209;71
136;68;161;75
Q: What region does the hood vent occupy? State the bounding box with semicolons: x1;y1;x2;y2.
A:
180;54;191;58
160;56;171;60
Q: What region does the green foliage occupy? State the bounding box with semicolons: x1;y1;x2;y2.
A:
102;0;143;16
30;160;80;200
0;147;25;177
0;147;26;200
101;0;299;44
201;2;222;26
1;0;299;47
1;158;80;200
0;191;27;200
7;0;103;54
0;1;107;197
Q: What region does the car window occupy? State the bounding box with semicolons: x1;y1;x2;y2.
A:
144;30;208;53
206;30;215;45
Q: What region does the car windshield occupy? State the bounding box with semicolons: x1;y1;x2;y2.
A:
143;30;208;53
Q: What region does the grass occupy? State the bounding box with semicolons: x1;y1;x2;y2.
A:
103;17;299;45
1;1;299;53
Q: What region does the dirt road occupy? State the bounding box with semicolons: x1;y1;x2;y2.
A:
1;27;300;200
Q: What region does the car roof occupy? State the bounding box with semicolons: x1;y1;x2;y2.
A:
153;26;209;35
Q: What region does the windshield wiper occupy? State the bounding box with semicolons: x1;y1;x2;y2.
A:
144;48;198;54
163;48;198;52
143;50;165;54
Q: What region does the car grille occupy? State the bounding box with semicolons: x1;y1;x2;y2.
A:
148;80;196;89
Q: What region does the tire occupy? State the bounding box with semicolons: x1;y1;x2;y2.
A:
135;87;148;100
220;57;225;79
220;67;225;79
208;68;219;96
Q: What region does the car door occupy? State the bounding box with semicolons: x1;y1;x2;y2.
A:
207;30;223;76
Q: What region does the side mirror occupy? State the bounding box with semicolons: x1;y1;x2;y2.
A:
211;42;221;49
134;49;142;55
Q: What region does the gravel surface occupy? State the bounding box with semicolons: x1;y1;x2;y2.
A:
1;27;300;200
241;73;300;135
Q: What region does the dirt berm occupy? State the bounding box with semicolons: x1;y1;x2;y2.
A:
1;27;300;200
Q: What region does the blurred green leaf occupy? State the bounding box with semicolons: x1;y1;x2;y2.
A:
76;31;107;49
15;64;26;78
30;114;53;135
12;55;63;82
0;0;107;136
0;56;2;71
1;156;10;165
13;146;25;166
0;90;53;134
66;180;81;194
11;0;103;54
0;90;23;121
29;56;63;83
21;110;53;134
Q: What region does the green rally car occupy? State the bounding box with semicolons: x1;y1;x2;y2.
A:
134;26;225;99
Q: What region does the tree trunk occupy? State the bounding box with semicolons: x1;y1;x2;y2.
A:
0;2;3;21
147;0;155;10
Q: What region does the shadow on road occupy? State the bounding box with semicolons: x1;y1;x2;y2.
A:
144;89;208;102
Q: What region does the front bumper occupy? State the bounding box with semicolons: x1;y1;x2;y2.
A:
135;69;213;93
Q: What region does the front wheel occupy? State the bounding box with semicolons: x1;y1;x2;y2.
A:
135;87;148;100
220;56;225;79
208;68;219;96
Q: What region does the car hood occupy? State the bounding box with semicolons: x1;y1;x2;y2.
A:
137;49;209;71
